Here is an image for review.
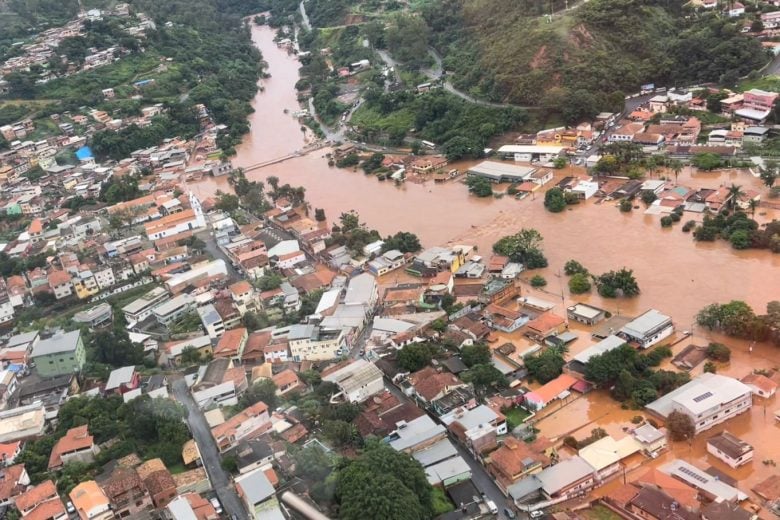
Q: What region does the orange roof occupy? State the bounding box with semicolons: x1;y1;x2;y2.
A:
211;401;269;440
144;208;196;235
741;373;778;394
526;312;565;334
214;327;247;357
526;374;577;404
272;369;300;389
70;480;110;517
0;464;26;501
28;218;43;234
230;280;253;295
243;331;272;359
264;468;279;487
47;269;71;287
183;492;218;520
610;483;640;506
49;425;94;469
15;479;58;512
408;366;464;401
0;441;20;461
634;468;699;510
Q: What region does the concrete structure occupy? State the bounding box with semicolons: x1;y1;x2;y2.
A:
568;335;625;374
707;431;753;468
467;161;537;183
322;359;384;403
153;293;195;326
660;459;747;502
645;373;753;434
497;145;564;162
197;304;225;339
618;309;673;349
73;303;113;328
631;423;667;457
122;287;170;323
69;481;112;520
31;330;86;377
0;402;46;442
287;324;345;361
566;303;606;325
48;425;98;470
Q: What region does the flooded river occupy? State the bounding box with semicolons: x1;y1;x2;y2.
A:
190;24;780;331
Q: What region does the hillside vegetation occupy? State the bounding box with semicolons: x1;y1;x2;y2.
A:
422;0;768;112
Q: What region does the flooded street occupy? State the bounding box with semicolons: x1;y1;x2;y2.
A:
190;24;779;331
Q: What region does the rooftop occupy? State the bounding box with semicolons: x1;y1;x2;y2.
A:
31;329;81;357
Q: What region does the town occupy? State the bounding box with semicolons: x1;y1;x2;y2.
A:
0;0;779;519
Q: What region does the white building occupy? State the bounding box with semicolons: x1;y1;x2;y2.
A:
706;431;753;468
0;294;13;325
618;309;673;349
122;287;170;323
287;324;345;361
152;293;195;326
646;373;753;434
197;304;225;339
322;359;384;403
93;267;116;290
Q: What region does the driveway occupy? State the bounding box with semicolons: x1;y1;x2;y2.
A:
172;379;247;520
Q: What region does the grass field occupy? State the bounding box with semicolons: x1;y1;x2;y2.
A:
432;487;455;515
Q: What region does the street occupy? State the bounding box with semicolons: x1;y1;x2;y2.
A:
382;380;519;519
172;379;248;520
196;230;240;279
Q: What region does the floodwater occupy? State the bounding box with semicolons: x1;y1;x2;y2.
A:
190;24;780;331
189;21;780;509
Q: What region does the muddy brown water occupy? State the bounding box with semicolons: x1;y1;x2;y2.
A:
188;22;780;509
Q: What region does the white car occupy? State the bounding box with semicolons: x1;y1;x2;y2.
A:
210;497;223;514
530;510;544;518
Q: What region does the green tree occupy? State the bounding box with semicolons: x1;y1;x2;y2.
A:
641;190;658;205
335;440;433;520
569;273;591;294
760;164;777;188
398;343;436;372
706;342;731;362
239;379;278;410
530;275;547;287
465;176;493;197
462;363;508;394
564;260;588;276
666;410;695;441
691;153;722;171
492;229;548;268
524;350;565;384
593;268;640;298
382;231;422;253
544;187;567;213
461;343;490;367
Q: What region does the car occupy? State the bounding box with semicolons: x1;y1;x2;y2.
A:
359;349;365;356
486;500;498;515
530;510;544;519
66;501;75;514
503;508;517;519
210;497;223;514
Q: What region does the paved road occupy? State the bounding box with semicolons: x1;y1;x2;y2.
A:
382;381;519;518
172;379;248;520
197;230;240;279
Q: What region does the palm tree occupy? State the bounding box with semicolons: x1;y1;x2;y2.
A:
727;183;744;211
671;159;683;185
748;198;758;218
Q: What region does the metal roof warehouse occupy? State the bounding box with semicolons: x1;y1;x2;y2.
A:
467;161;537;183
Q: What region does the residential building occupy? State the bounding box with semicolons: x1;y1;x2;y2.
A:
48;425;98;470
69;481;112;520
524;312;567;340
15;479;67;520
99;467;153;518
0;292;13;325
211;401;271;452
408;366;469;405
0;403;46;442
30;330;86;377
628;486;699;520
367;249;407;276
73;303;113;328
631;423;667;457
72;270;100;299
161;335;213;366
213;327;248;360
322;359;384;403
0;464;30;508
660;459;747;502
645;373;753;433
153;293;196;326
487;436;554;493
387;415;447;453
287;324;345;361
165;493;219;520
234;467;281;520
192;358;245;409
568;335;626;375
523;374;577;410
104;366;140;395
197;304;225;339
566;303;606;325
229;280;255;314
740;372;777;398
442;404;507;455
0;441;22;466
707;431;753;468
122;287;170;323
578;435;641;479
48;270;73;300
355;391;424;438
508;456;597;504
138;460;177;509
271;369;302;396
618;309;674;349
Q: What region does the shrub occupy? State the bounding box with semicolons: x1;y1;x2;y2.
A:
670;212;681;222
619;199;633;212
703;361;717;373
568;273;591;294
564;259;588;276
530;275;547;287
667;410;695;441
706;342;731;362
660;216;673;227
631;415;643;424
682;220;696;232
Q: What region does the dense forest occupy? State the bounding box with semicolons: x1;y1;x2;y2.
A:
422;0;769;111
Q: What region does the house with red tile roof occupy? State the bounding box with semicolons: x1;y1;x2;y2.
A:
48;425;98;470
0;464;30;508
525;312;567;339
99;466;153;518
69;480;111;520
408;366;469;404
741;372;777;398
211;401;271;453
15;479;66;520
271;369;302;396
47;270;73;300
213;327;248;360
523;373;577;410
0;441;21;467
487;436;553;493
27;219;43;243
